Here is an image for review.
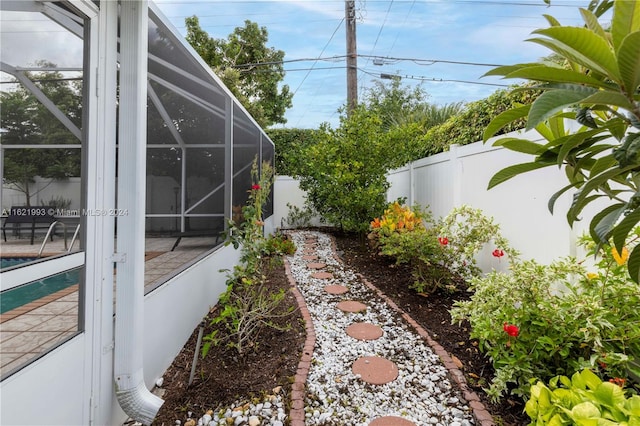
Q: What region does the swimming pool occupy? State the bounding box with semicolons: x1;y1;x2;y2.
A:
1;256;38;269
0;267;80;314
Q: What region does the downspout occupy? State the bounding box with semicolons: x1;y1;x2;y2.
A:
114;1;163;424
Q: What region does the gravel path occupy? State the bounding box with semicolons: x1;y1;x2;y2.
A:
187;230;479;426
287;230;476;426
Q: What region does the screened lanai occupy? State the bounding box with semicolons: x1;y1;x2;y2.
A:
1;0;273;404
1;1;274;241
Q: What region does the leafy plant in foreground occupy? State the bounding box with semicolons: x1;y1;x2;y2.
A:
482;0;640;282
526;369;640;425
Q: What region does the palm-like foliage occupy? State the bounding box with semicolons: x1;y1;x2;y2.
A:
389;102;464;130
483;0;640;282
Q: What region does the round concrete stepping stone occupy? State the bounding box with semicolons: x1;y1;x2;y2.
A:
369;416;416;426
337;300;367;313
302;255;318;261
311;271;333;279
352;356;398;385
346;322;383;340
324;285;349;295
307;262;326;269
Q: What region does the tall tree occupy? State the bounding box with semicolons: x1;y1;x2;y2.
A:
185;17;292;128
1;66;82;206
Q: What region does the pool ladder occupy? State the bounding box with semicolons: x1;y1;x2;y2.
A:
38;221;81;258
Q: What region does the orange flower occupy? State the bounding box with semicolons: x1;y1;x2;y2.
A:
612;246;629;265
609;377;626;388
371;217;381;229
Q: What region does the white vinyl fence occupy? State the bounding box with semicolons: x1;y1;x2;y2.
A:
275;129;608;272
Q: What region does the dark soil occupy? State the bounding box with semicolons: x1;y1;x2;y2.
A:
152;262;306;426
153;230;529;426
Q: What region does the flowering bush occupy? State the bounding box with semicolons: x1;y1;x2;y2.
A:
434;205;518;280
370;201;427;237
370;204;516;294
450;229;640;401
370;203;449;293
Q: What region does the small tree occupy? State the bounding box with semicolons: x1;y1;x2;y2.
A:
296;105;418;234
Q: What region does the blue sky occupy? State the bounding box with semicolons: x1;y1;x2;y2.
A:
153;0;596;129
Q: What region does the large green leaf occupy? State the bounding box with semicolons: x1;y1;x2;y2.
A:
612;0;640;52
582;368;603;391
543;13;561;27
482;63;542;78
580;7;608;40
493;137;546;155
580;91;637;111
505;66;613;90
483;104;531;141
617;31;640;99
589;154;618;177
557;130;603;166
569;166;636;222
548;182;579;214
488;161;554;189
527;89;595;130
590;203;626;244
612;204;640;253
530;27;620;80
629;243;640;284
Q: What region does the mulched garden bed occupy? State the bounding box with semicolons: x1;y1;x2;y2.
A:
152;229;529;426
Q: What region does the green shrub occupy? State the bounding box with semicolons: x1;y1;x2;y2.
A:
370;204;515;294
526;369;640;425
418;85;538;157
450;230;640;401
436;205;517;281
264;233;296;256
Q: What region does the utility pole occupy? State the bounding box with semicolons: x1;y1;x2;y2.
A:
345;0;357;115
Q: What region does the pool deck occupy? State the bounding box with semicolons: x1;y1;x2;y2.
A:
0;235;219;378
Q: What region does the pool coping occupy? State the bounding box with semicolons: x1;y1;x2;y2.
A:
0;284;79;324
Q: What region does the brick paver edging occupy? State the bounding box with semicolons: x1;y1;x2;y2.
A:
283;256;316;426
328;237;496;426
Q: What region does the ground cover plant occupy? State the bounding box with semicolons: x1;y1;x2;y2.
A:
526;368;640;425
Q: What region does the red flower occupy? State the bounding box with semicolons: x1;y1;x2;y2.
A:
492;249;505;258
438;237;449;246
251;184;261;191
503;322;519;337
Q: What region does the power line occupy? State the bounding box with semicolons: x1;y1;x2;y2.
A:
244;65;510;88
231;54;504;70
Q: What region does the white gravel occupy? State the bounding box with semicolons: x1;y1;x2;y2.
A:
289;230;475;426
163;230;476;426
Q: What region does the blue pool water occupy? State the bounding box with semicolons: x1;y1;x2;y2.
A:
1;261;80;314
1;257;38;269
